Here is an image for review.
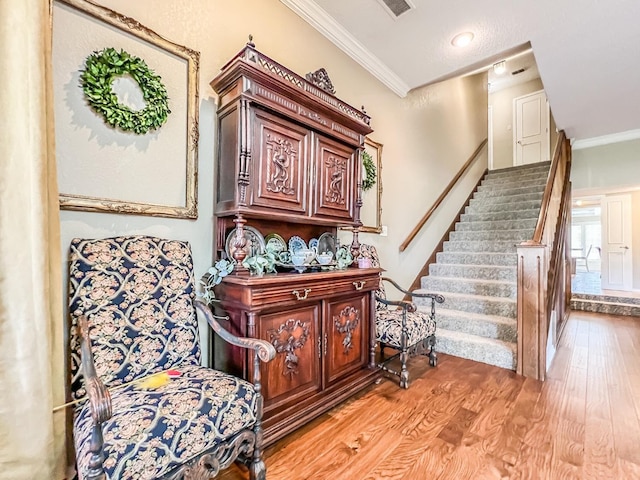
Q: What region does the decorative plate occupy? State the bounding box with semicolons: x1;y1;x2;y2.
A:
317;232;337;256
225;226;265;260
265;233;287;253
309;238;319;250
288;235;307;254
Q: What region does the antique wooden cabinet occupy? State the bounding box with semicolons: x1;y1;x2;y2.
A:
209;41;379;446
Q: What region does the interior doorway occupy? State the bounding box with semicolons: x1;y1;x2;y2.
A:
571;197;602;295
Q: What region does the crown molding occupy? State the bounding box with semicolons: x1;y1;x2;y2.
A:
280;0;410;97
571;128;640;150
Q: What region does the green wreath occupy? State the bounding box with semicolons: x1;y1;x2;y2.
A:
80;47;170;135
362;150;376;191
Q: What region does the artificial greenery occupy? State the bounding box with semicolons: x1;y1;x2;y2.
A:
335;246;354;269
80;47;170;134
242;243;279;276
200;259;234;305
362;151;376;191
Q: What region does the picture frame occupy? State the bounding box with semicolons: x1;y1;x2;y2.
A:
53;0;200;219
350;137;383;233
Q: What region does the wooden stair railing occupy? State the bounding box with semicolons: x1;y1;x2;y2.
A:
517;131;572;380
399;138;488;253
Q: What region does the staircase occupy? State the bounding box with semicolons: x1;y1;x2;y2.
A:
414;162;551;370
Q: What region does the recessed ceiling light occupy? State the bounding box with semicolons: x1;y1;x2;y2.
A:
493;61;506;75
451;32;474;48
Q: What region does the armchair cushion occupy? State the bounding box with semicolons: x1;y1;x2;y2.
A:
375;309;437;347
74;364;258;479
69;236;201;400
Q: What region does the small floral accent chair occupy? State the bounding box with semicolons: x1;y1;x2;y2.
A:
68;236;275;480
357;244;444;389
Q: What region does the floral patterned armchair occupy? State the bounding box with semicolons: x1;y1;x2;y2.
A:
357;244;444;389
68;236;275;480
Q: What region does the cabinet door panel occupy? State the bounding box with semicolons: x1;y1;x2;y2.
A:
251;109;308;215
313;135;355;222
324;294;368;385
260;304;321;411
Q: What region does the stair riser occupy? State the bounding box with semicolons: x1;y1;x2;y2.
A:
482;173;549;187
455;218;538;232
439;298;516;317
461;209;540;222
436;252;517;266
421;277;517;298
429;264;517;282
572;293;640;306
436;313;517;343
466;200;541;214
435;334;516;370
475;185;547;200
487;166;550;179
444;241;518;253
449;229;533;242
571;300;640;317
470;192;543;205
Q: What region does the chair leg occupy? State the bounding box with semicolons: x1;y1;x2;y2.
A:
399;334;409;389
428;335;437;367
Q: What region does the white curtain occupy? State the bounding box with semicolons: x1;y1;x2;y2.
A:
0;0;65;479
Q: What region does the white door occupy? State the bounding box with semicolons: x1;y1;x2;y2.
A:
601;194;633;291
513;90;550;166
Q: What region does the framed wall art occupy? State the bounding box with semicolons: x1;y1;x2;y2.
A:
348;137;383;233
53;0;200;219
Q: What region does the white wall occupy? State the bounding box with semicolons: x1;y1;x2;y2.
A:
489;78;558;169
54;1;488;345
572;138;640;288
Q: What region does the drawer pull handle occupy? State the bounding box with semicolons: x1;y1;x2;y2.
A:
352;281;366;291
292;288;311;300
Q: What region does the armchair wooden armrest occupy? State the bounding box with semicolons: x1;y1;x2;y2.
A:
381;277;445;304
375;296;417;313
77;315;112;480
195;300;276;364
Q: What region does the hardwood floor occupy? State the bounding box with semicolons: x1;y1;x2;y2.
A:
220;311;640;479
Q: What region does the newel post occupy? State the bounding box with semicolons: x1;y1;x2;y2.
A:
516;241;548;380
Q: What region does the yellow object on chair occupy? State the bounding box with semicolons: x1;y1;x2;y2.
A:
137;372;171;390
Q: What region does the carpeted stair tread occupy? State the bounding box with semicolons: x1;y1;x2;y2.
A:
435;328;517;370
429;263;517;282
455;218;538;231
430;308;517;343
476;184;548;197
461;209;541;222
466;199;542;214
436;251;518;266
449;229;534;242
443;240;521;253
421;275;516;298
419;290;517;317
470;191;543;205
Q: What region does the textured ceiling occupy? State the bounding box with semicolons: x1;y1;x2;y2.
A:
284;0;640;141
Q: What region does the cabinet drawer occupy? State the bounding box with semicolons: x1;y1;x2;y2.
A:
248;274;377;307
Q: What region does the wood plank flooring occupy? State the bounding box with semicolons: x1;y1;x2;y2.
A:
219;311;640;479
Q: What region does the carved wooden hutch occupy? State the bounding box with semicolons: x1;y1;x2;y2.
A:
210;41;380;446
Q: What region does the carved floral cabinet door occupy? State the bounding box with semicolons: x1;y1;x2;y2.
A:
312;134;356;222
259;304;321;411
250;108;309;216
324;293;369;385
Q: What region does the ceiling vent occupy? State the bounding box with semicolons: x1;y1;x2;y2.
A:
378;0;415;19
512;68;526;75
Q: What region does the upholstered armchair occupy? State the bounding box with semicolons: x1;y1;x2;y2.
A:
357;244;444;389
67;236;275;480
